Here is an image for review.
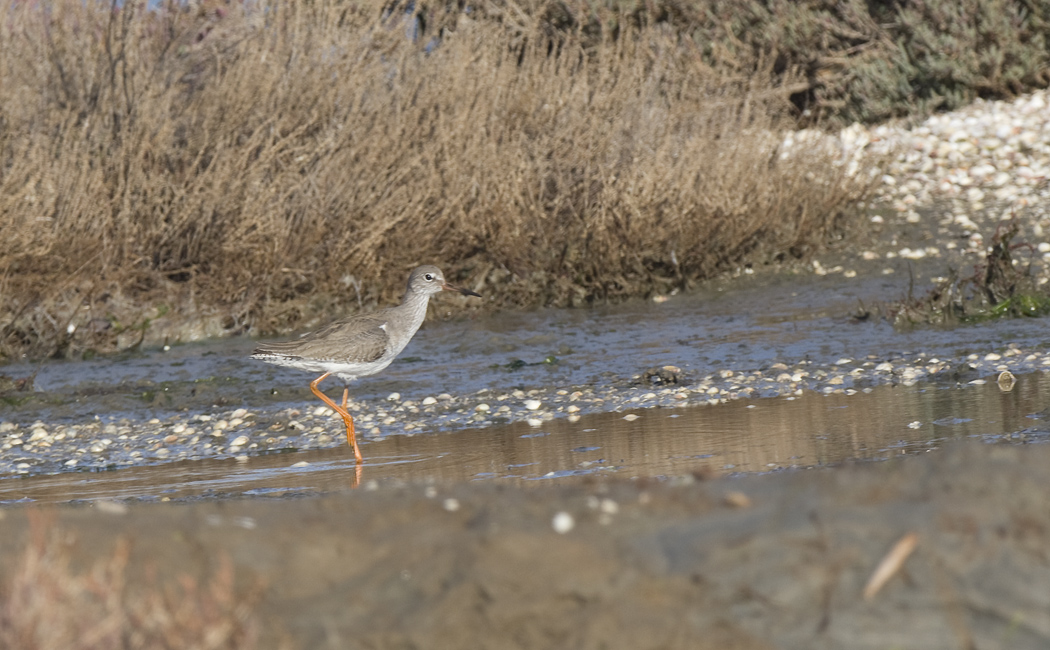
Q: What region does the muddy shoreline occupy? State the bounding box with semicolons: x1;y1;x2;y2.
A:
3;258;1050;483
2;441;1049;649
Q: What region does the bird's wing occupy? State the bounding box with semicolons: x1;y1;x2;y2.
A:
252;312;390;364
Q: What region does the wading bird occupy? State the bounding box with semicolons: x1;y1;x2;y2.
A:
251;265;481;462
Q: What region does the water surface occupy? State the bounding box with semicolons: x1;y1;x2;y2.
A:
3;371;1046;505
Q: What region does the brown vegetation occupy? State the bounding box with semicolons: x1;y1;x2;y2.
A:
685;0;1050;124
886;221;1050;327
0;0;895;359
0;511;265;650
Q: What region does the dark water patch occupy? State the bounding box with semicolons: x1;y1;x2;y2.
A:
3;270;1050;426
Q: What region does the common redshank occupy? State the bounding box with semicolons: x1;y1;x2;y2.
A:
251;265;481;462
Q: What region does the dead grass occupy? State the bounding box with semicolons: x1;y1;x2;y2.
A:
0;0;878;359
885;221;1050;327
0;511;266;650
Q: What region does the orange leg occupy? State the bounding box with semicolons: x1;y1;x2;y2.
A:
309;372;363;463
342;386;363;488
351;459;363;489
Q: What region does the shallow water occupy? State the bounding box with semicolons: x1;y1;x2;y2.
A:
3;370;1047;505
3;268;1049;422
4;265;1050;502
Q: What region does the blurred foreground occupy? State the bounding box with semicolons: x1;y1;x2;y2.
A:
2;441;1048;649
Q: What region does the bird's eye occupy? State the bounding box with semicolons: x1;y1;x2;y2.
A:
424;273;434;281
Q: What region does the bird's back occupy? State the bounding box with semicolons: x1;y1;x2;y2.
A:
251;270;437;382
251;309;393;366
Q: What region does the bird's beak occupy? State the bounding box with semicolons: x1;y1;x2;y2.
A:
442;282;482;298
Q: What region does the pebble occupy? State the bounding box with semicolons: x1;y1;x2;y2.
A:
723;492;753;509
552;511;575;534
788;90;1050;278
95;500;128;515
524;399;542;411
876;92;1050;207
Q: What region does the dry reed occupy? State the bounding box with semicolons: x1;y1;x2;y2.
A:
0;0;877;359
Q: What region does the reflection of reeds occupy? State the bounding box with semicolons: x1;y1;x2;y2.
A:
0;511;267;649
0;0;876;359
286;376;1050;486
0;375;1040;502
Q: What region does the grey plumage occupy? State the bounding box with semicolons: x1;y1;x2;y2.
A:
252;312;395;373
251;265;480;384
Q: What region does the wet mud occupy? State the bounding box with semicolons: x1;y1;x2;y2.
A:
2;441;1050;649
3;262;1045;423
4;263;1050;480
